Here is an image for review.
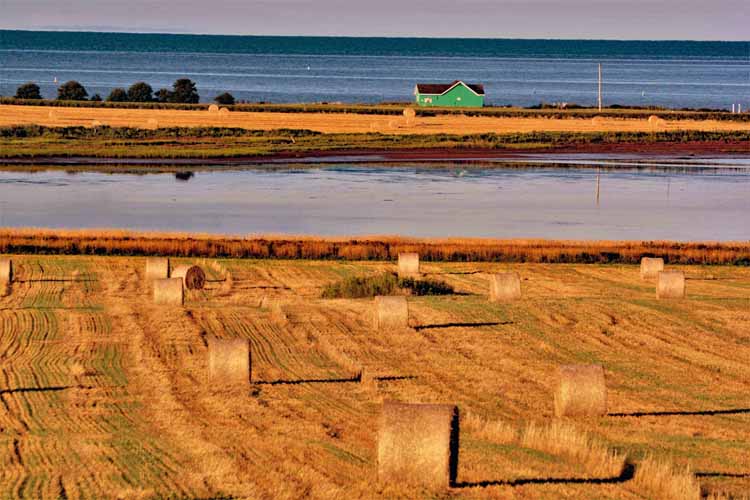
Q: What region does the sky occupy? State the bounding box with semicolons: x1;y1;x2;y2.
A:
1;0;748;40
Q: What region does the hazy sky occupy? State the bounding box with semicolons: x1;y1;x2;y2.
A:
2;0;748;40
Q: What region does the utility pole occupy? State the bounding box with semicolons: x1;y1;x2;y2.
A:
598;63;602;111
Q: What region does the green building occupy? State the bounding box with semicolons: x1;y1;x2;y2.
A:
414;80;485;107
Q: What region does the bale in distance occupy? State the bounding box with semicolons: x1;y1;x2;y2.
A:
0;258;13;284
640;257;664;280
398;252;420;278
378;400;459;489
648;115;665;127
171;265;206;290
657;270;685;299
208;337;251;390
153;278;184;305
374;296;409;331
218;107;230;115
48;109;58;120
403;108;416;119
208;104;219;113
145;258;170;280
554;364;607;417
145;118;159;130
489;272;521;301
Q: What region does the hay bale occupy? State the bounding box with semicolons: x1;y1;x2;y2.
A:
398;252;420;278
91;119;102;127
145;258;170;280
657;270;685;299
208;104;219;113
146;118;159;130
554;364;607;417
171;265;206;290
403;108;416;119
591;116;605;125
359;366;377;387
218;107;230;115
489;272;521;301
48;109;58;120
378;400;459;489
153;278;183;305
374;296;409;331
648;115;665;127
640;257;664;280
208;337;251;389
270;301;289;325
0;259;13;283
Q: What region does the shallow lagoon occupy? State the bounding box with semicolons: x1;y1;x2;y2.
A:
0;158;748;241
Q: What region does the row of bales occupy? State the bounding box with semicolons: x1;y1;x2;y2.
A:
140;252;693;489
0;252;695;490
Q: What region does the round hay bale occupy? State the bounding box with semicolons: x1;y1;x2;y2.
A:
153;278;183;305
398;252;420;278
591;116;605;125
48;109;58;120
0;258;13;283
388;120;398;129
489;272;521;301
146;118;159;130
208;104;219;113
218;107;230;115
208;336;251;389
145;258;170;280
648;115;665;127
403;108;416;119
359;366;377;387
171;265;206;290
639;257;664;280
657;270;685;299
374;296;409;331
378;400;459;489
91;119;102;127
554;364;607;417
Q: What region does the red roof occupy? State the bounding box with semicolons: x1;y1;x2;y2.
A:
415;80;485;96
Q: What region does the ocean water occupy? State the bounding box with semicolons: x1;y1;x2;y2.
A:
0;160;748;240
1;30;748;109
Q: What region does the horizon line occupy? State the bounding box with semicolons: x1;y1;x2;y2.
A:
1;28;748;43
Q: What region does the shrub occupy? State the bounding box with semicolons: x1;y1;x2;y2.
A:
154;88;173;103
15;82;42;100
214;92;235;105
399;277;454;296
106;88;128;102
57;81;88;101
321;272;453;298
90;93;102;102
171;78;199;103
127;82;154;102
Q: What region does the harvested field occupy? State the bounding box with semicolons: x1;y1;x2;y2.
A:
2;104;750;136
0;254;748;498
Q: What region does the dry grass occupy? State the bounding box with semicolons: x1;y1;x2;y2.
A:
520;421;625;478
632;455;701;500
3;104;749;135
1;228;749;265
1;254;749;498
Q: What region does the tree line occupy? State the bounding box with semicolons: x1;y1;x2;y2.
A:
14;80;236;105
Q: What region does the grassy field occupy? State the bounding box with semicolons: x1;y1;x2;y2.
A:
3;104;750;137
1;254;748;498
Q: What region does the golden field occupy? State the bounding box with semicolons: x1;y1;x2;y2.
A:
0;254;748;499
2;104;750;135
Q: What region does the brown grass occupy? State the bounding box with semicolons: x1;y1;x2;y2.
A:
633;455;701;500
489;272;522;301
640;256;664;280
171;264;206;290
554;365;608;417
3;104;749;135
145;257;170;280
374;296;409;330
397;252;420;278
1;228;748;265
207;336;251;389
153;277;184;305
657;270;686;299
377;400;458;489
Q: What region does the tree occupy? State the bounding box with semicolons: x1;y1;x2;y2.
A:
127;81;154;102
90;93;103;102
15;82;42;100
106;88;128;102
154;88;173;103
171;78;199;103
57;80;88;101
214;92;235;105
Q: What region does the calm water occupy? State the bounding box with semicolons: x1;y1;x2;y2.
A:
1;31;748;109
0;160;748;240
